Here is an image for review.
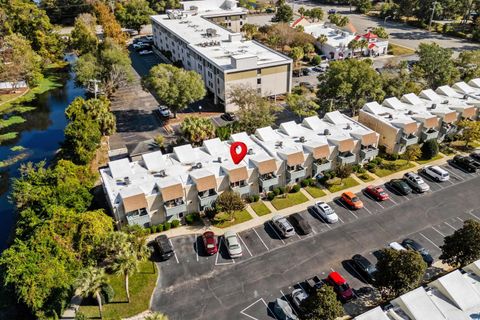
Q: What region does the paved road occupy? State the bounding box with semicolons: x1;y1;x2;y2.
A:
151;164;480;319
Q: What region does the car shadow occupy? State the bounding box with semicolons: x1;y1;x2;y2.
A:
333;197;348;208
372;249;386;260
193;235;208;257
267;301;278;319
217;237;232;260
417;171;438;183
263;221;283;240
341;260;370;285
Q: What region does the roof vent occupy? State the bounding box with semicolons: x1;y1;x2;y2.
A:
194;162;202;169
206;28;217;37
299;136;305;142
247;148;254;155
407;110;414;115
124;176;131;185
430;104;437;109
217;157;222;163
463;95;468;99
158;170;166;177
345;124;351;130
443;100;449;104
323;129;330;135
388;114;393;119
275;141;283;148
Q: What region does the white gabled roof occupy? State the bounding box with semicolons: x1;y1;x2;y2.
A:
402;93;425;106
420;89;443;102
363;101;384;115
142;151;166;172
354;307;390;320
255;126;278;142
324;110;348;125
469;78;480;88
109;158;133;179
174;144;196;164
279;121;304;137
383;97;407;110
436;85;461;98
431;270;480;311
453;81;475;94
393;287;446;320
203;138;229;158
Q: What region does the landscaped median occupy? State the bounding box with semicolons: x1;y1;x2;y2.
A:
270;192;309;210
326;176;360;193
367;158;416;178
250;201;271;216
212;210;253;228
304;186;327;198
416;154;444;165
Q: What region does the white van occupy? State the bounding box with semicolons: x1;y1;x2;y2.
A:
422;165;450;182
389;242;407;251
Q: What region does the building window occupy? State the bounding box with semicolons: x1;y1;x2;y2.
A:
257;88;261;94
257;69;261;75
240;21;243;26
257;78;261;85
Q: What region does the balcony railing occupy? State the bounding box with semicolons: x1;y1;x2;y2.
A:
231;182;251;196
286;165;306;182
440;124;457;137
400;133;419;146
198;190;218;209
126;208;151;227
360;147;379;160
259;173;279;191
421;128;439;142
313;159;332;174
337;152;356;165
164;199;187;218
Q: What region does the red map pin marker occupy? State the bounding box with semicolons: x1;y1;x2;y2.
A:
230;142;247;164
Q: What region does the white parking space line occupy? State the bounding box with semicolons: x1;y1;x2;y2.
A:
338;201;358;218
215;238;234;266
419;233;441;249
362;205;373;215
253;228;270;251
468;211;480;221
195;234;199;262
267;222;286;245
280;290;298;316
240;298;265;320
238;234;253;257
444;222;457;231
443;167;464;181
364;193;385;209
388;197;398;205
456;217;464;222
261;298;279;320
431;226;446;237
168;239;180;264
295;231;302;240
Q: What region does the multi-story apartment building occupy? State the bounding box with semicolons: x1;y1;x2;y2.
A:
150;0;292;111
100;112;378;227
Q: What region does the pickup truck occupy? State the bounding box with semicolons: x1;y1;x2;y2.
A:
305;275;324;293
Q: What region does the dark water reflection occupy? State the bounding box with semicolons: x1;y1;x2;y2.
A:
0;53;85;251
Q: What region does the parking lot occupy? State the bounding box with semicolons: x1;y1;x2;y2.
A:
151;162;480;320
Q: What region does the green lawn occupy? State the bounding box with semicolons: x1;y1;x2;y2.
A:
416;154;444;165
388;43;415;56
327;177;360;193
356;172;375;182
79;261;157;319
250;201;271;216
304;186;327;198
212;210;252;228
271;192;308;210
373;159;417;178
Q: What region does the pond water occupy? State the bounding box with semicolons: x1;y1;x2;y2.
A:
0;53;85;251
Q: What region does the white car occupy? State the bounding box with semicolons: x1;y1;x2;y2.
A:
389;242;407;251
312;201;339;223
133;42;146;49
422;165;450;182
139;49;153;55
224;230;242;258
157;106;172;118
403;172;430;193
291;288;308;309
271;215;296;238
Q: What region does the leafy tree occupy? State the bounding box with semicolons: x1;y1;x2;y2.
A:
66;97;116;136
145;312;169;320
112;244;139;303
328;13;349;27
303;42;316;56
180;116;216;146
0;33;42;86
376;248;427;297
402;144;421;163
316;34;328;50
71;13;98;55
229;86;279;134
273;0;293;22
290;46;305;66
147;0;181;13
39;0;90;24
115;0;155;33
335;164;353;179
154;134;165;147
94;1;127;45
300;285;344;320
215;125;232;141
295;25;305;32
317;59;385;116
74;52;102;86
440;219;480;267
457;50;480;82
457;119;480;148
286;93;319;119
215;191;245;221
143;64;206;117
372;26;389;39
352;0;373;13
63;117;102;164
241;23;258;39
413;43;460;88
381;61;424;98
421;139;439;159
309;8;324;21
76;267;108;320
298;7;306;16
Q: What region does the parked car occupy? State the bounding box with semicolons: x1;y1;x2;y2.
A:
341;191;364;209
291;288;308;310
389;241;407;251
351;254;377;283
224;230;242;258
470;151;480;163
403;172;430;193
312;201;338;223
326;271;354;302
421;165;450;182
139;49;153;55
157;105;172;118
220;112;237;122
328;9;337;14
271;215;296;238
154;235;174;261
289;213;312;235
202;231;218;255
387;179;412;195
402;238;433;266
364;185;389;201
452;155;477;173
305;275;324;293
273;298;298;320
133;42;146;49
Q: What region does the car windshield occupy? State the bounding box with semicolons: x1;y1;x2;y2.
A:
379;191;386;195
339;283;350;291
229;244;240;249
286;227;294;233
352;197;360;202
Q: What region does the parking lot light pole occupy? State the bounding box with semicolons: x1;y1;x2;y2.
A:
429;1;437;30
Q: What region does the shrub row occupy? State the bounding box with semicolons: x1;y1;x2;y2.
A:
248;194;261;203
148;219;181;234
300;178;316;187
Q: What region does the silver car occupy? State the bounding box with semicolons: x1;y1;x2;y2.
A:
291;288;308;310
313;201;339;223
271;215;296;238
224;230;242;258
403;172;430;193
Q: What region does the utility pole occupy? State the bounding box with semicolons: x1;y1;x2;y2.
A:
429;1;437;30
88;79;101;99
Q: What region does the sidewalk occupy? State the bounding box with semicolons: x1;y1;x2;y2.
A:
146;154;454;242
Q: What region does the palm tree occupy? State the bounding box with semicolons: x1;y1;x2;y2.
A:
180;116;216;146
347;40;359;56
113;250;138;303
76;267;108;320
358;39;369;56
316;35;328;51
145;312;169;320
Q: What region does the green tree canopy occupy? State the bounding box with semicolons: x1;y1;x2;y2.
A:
71;13;99;55
66;96;116;136
229;86;279;134
413;43;460;88
372;26;389;39
215;191;245;220
94;2;127;45
180;116;216;146
241;23;259;39
376;248;427;297
300;285;344;320
457;50;480;82
142;64;206;117
75;267;108;320
421;139;439;159
328;13;349;27
147;0;181;13
402;144;422;163
115;0;155;33
353;0;373;13
273;0;293;22
457;119;480;148
290;46;305;65
286;93;319;119
381;62;424;98
317;59;385;116
440;219;480;267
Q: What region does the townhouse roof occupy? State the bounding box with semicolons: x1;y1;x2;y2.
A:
180;0;245;14
304;23;356;48
354;306;390;320
437;82;480;107
402;91;466;122
452;79;480;101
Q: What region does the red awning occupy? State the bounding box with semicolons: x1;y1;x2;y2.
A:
368;43;376;49
362;31;378;39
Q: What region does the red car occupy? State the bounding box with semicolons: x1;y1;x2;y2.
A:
364;185;389;201
326;271;354;302
202;231;218;255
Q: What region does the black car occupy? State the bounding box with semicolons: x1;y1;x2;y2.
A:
220;112;237;122
388;179;412;195
402;238;434;266
154;235;174;261
289;213;312;235
328;9;336;14
351;254;377;283
452;155;477;173
471;152;480;163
